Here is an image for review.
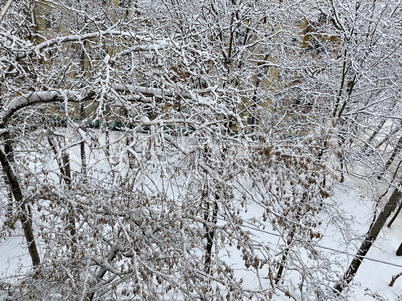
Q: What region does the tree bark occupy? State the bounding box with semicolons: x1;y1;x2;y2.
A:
61;151;77;238
204;197;219;274
334;183;402;295
389;271;402;287
275;230;295;284
387;200;402;228
0;146;40;266
47;137;76;237
384;136;402;172
80;103;87;174
3;133;16;227
396;242;402;256
365;118;387;152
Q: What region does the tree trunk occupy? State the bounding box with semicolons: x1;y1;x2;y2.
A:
275;230;295;284
3;134;16;227
61;151;76;238
387;200;402;228
47;137;76;237
80;102;87;174
384;136;402;172
0;146;40;266
365;118;387;152
79;28;87;174
396;242;402;256
375;127;401;151
334;183;402;295
204;197;219;274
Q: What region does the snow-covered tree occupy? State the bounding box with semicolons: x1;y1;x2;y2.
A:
0;0;400;300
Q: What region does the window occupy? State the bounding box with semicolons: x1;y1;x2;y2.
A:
119;0;132;8
308;37;325;54
44;13;57;30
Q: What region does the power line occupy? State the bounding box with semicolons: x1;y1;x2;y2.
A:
241;222;402;269
312;243;402;269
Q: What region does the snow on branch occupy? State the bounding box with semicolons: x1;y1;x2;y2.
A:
0;29;169;61
20;31;169;59
111;83;180;99
111;83;226;102
0;90;80;128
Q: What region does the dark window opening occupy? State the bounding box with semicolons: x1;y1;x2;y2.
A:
308;38;325;53
45;13;57;29
119;0;132;8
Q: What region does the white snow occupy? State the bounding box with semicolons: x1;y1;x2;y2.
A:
0;131;401;300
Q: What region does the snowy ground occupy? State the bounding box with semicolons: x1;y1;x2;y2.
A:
327;180;402;301
216;176;402;300
0;187;401;300
0;130;401;300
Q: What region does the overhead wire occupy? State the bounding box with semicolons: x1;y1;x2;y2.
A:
240;221;402;269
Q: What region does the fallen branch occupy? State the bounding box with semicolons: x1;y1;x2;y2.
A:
389;272;402;287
